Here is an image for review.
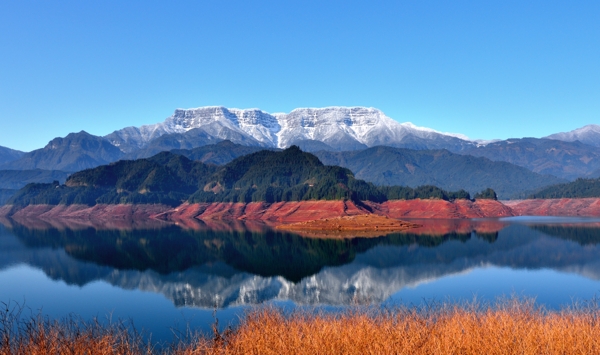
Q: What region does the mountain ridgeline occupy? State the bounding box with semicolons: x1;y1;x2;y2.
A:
529;177;600;199
314;146;565;199
7;147;486;207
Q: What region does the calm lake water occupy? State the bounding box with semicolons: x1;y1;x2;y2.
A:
2;216;600;342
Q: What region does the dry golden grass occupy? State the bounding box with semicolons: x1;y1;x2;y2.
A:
2;298;600;354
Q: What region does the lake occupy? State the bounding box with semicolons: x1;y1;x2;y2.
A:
1;216;600;342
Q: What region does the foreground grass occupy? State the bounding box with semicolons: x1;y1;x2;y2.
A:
2;298;600;354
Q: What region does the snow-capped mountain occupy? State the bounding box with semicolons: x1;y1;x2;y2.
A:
545;124;600;147
105;106;476;153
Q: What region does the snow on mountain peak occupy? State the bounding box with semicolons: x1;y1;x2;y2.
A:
106;106;476;152
400;122;471;141
545;124;600;148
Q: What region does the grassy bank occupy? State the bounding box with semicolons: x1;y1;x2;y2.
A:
2;298;600;354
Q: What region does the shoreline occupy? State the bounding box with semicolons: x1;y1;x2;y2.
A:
1;198;600;227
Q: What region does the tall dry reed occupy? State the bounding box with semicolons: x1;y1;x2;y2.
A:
2;298;600;354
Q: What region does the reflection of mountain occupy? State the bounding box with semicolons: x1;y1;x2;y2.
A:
529;224;600;245
2;221;600;309
3;221;472;283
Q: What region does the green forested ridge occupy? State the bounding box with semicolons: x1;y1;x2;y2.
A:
8;153;219;207
474;188;498;200
7;147;492;206
529;178;600;199
189;146;387;203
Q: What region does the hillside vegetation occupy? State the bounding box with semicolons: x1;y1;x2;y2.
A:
529;178;600;199
7;147;489;207
9;153;218;206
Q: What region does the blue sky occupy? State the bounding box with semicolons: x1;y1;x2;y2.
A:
1;0;599;152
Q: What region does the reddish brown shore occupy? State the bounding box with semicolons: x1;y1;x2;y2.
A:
275;214;421;238
503;198;600;217
364;199;515;219
0;204;172;221
155;199;515;224
2;198;600;227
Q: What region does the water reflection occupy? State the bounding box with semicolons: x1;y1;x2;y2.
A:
1;217;600;309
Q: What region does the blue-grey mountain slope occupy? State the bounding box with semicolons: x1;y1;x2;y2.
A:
0;169;70;189
314;146;565;199
460;138;600;181
0;145;25;166
0;131;124;172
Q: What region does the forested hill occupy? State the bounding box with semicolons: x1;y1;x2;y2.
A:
8;153;219;206
188;145;385;203
529;178;600;199
7;147;489;207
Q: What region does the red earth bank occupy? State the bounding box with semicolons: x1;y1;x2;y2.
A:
2;198;600;227
156;199;515;224
503;198;600;217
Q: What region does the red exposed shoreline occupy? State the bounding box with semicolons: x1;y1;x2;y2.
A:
1;198;600;225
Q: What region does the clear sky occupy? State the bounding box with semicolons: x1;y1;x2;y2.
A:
1;0;599;152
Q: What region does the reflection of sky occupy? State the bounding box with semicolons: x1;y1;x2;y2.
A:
387;267;600;309
0;265;243;342
3;218;600;342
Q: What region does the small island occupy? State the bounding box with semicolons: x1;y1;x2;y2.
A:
276;214;421;238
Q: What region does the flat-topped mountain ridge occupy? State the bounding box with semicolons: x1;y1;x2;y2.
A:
105;106;476;154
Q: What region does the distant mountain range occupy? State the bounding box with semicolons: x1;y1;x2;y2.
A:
0;145;24;166
545;124;600;148
0;131;123;172
1;107;599;197
459;138;600;180
315;146;565;199
0;169;70;189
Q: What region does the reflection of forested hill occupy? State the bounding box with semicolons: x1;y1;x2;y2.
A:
529;225;600;245
2;223;600;308
6;222;472;282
